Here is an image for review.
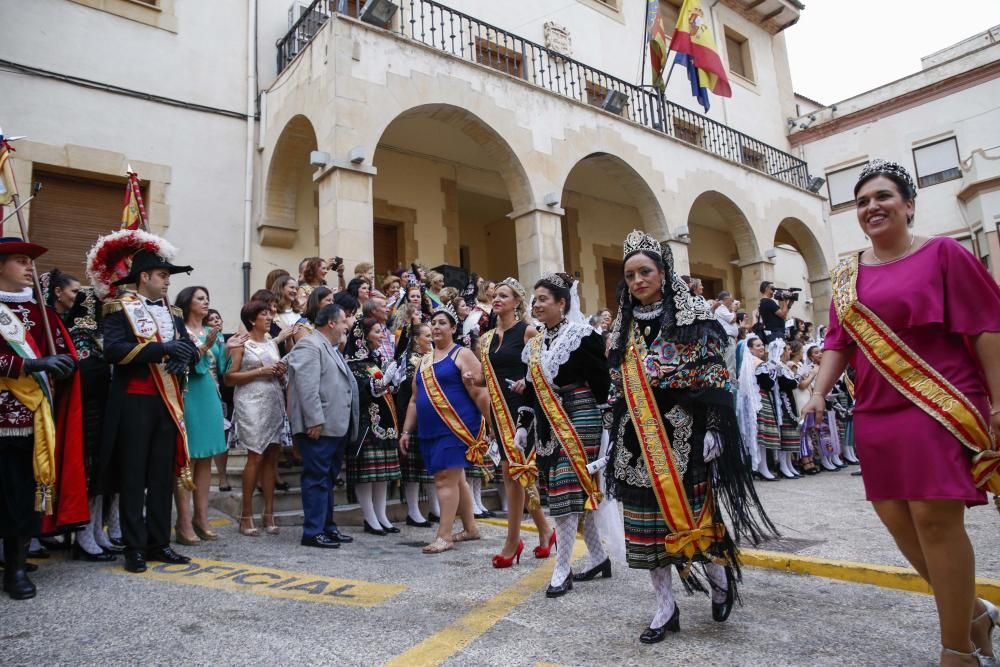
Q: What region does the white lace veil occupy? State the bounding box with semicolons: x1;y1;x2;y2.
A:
736;335;762;468
566;280;588;327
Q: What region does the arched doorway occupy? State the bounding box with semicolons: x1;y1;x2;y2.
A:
258;115;319;278
772;216;830;325
686;190;761;304
560;153;667;314
371;104;532;287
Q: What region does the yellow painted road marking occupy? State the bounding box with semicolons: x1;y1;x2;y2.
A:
743;549;1000;604
113;558;406;607
209;517;231;527
386;539;588;667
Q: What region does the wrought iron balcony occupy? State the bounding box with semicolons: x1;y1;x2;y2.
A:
277;0;812;190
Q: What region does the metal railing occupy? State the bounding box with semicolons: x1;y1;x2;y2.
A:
276;0;811;190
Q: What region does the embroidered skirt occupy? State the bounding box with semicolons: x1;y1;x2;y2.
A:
346;435;401;484
538;386;601;518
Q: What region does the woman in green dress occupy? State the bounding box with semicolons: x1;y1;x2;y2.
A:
173;286;234;544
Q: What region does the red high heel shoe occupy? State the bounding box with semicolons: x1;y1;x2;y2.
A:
492;540;525;569
533;529;556;559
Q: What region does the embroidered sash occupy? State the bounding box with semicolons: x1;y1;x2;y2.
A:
419;349;487;465
831;255;999;495
480;329;538;506
0;303;57;513
119;293;194;490
526;334;602;510
621;328;725;565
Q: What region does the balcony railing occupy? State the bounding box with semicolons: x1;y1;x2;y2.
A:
277;0;812;190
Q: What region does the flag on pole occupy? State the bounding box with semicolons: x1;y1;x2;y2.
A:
120;165;148;231
669;0;732;112
0;132;18;207
648;1;670;90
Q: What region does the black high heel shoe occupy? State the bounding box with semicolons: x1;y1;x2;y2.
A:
640;604;680;644
71;543;116;562
363;521;386;536
545;572;573;598
712;567;735;622
572;557;611;582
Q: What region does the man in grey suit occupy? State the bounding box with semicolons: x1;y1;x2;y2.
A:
286;304;359;549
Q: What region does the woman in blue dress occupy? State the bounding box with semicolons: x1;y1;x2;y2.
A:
400;303;491;554
173;286;232;544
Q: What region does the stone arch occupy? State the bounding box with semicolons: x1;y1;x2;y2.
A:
367;102;535;214
687;190;760;262
774;216;827;280
260;114;318;249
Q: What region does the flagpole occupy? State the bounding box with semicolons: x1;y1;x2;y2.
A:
641;1;651;88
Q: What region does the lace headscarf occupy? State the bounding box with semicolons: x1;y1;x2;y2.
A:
736;335;763;467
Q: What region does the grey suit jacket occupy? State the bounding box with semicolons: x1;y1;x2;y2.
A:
286;330;359;440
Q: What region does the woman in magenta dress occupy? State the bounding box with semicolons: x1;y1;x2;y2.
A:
803;160;1000;667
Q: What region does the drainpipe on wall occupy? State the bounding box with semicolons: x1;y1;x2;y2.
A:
241;0;258;303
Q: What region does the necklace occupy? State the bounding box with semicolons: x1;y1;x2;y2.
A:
871;234;915;264
634;300;663;337
543;319;566;342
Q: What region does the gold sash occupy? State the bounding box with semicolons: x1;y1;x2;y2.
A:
119;293;194;490
525;334;602;510
621;328;725;567
419;348;487;465
480;329;539;509
831;255;999;496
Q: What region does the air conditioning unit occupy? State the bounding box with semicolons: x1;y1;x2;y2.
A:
288;1;310;28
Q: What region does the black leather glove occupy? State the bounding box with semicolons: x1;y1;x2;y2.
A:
162;339;196;365
23;354;76;379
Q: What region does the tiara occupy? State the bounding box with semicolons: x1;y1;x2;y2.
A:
539;273;569;289
623;230;662;259
431;302;458;324
857;159;917;198
498;277;526;301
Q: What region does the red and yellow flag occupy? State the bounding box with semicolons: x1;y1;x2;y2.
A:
670;0;732;110
120;167;147;231
648;1;670;90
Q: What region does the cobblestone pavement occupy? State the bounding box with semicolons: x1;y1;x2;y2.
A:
2;472;994;666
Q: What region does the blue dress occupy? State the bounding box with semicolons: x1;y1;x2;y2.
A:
415;346;482;475
184;331;229;459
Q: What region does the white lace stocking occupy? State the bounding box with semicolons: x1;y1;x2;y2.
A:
372;481;392;527
354;483;381;528
108;495;122;540
705;563;729;603
91;496;113;550
426;484;441;516
470;477;485;513
550;514;578;588
649;567;677;629
77;505;103;556
581;511;607;571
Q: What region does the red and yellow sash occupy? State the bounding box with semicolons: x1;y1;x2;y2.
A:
119;293;194;490
831;255;999;495
480;329;538;506
419;349;487;465
526;334;602;510
622;327;726;566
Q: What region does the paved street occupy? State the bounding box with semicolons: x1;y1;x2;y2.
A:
2;472;996;666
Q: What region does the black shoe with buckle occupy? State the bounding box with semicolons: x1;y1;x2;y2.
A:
545;573;573;598
302;534;340;549
124;550;146;573
640;604;680;644
146;546;190;565
572;557;611;582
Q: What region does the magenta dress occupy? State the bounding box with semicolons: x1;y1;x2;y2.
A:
824;237;1000;506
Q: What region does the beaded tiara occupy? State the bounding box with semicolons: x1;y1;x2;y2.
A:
857;159;917;199
497;277;526;302
431;302;458;324
538;272;569;290
623;230;662;259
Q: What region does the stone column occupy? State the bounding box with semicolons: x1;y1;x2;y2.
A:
664;239;691;276
314;161;377;275
738;259;775;316
511;207;565;288
809;276;833;327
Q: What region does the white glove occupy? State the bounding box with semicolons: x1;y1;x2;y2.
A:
393;360;408;387
513;428;528;452
586;456;609;475
383;360;400;388
703;430;723;463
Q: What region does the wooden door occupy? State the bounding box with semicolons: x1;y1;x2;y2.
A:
602;258;623;315
372;220;400;279
28;171;132;277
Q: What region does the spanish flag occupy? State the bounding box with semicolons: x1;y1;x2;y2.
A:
669;0;732;112
648;0;670;90
120;167;146;231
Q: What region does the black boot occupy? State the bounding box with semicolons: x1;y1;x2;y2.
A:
2;537;37;600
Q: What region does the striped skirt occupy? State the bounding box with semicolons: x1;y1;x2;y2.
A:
346;435;401;484
541;386;601;518
757;389;781;451
399;435;434;484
